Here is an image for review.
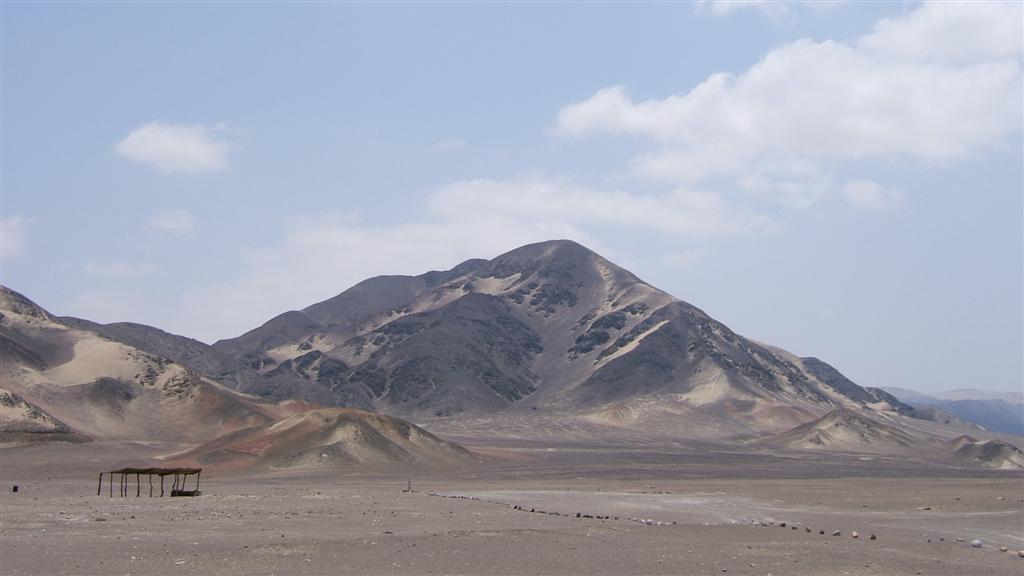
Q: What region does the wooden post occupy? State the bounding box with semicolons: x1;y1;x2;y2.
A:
195;470;200;492
160;474;165;497
136;473;140;497
97;473;103;496
109;472;113;497
149;474;153;497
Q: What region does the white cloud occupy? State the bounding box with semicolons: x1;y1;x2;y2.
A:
697;0;842;17
177;176;773;341
114;122;233;173
434;138;467;152
860;2;1023;65
736;160;835;209
430;177;775;238
0;216;30;261
555;2;1023;206
842;180;904;211
84;260;161;279
660;248;708;266
147;209;195;235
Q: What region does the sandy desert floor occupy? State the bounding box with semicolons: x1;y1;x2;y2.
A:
2;441;1023;576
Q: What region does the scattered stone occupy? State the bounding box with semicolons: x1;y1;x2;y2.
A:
806;527;811;533
998;546;1007;552
779;522;786;528
851;531;859;539
1017;551;1024;558
575;513;581;518
956;538;965;542
11;485;17;493
791;525;797;530
832;530;841;536
819;530;825;535
869;534;877;541
971;540;982;548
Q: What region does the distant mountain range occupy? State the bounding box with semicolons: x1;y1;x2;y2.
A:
2;239;1019;469
881;387;1024;435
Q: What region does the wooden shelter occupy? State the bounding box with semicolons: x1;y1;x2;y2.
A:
98;468;201;497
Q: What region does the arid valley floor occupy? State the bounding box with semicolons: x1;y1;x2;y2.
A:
2;438;1022;576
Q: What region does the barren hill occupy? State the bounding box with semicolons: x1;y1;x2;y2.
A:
948;436;1024;470
172;408;475;471
768;408;919;453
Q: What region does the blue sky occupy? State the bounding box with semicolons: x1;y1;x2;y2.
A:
1;1;1021;394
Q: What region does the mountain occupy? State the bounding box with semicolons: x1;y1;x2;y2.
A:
947;435;1024;470
0;286;277;442
937;389;1024;403
0;286;471;470
171;408;475;471
881;387;1024;435
207;239;928;438
57;316;265;392
768;408;919;453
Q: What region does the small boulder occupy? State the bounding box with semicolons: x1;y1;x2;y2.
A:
999;546;1007;552
851;531;859;539
832;530;841;536
971;540;982;548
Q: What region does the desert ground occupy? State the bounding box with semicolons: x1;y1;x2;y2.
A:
2;439;1023;576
